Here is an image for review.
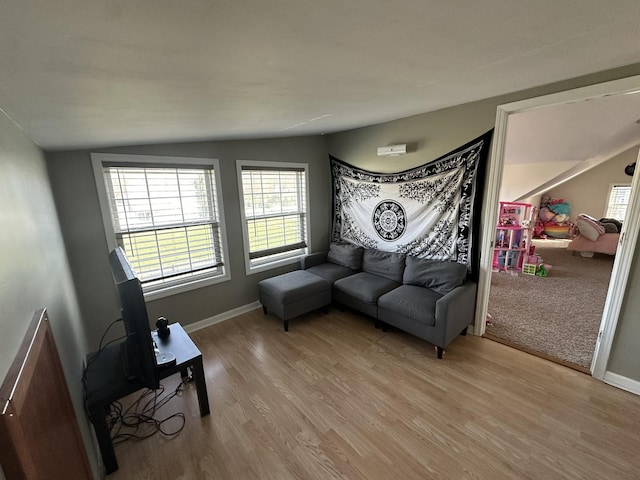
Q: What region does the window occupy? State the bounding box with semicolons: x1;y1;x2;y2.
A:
92;154;230;298
237;161;310;273
605;184;632;221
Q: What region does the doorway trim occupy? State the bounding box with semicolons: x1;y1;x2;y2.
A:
475;74;640;382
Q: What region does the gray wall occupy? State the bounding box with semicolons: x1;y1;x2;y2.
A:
607;152;640;378
326;64;640;383
547;147;638;221
0;114;99;478
326;65;640;172
46;135;331;348
610;253;640;378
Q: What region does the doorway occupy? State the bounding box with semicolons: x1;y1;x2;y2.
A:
485;114;638;371
475;75;640;382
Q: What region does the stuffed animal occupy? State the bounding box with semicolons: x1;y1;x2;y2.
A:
540;195;551;209
534;195;571;238
538;206;556;222
552;213;569;223
548;200;570;217
536;264;549;277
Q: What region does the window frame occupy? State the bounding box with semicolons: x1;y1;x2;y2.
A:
604;183;632;221
236;160;311;275
92;153;231;300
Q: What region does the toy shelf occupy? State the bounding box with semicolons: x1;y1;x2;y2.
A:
493;202;534;272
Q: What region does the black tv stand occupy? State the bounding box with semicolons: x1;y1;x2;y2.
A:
84;323;209;474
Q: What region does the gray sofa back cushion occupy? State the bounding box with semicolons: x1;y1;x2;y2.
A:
362;249;406;283
327;242;364;270
403;256;467;295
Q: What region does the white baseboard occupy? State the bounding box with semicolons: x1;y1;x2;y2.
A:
183;301;262;334
603;371;640;396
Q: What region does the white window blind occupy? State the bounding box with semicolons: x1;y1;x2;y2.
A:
605;184;632;221
238;163;309;270
102;163;226;290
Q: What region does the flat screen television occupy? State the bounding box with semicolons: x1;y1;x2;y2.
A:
109;247;160;390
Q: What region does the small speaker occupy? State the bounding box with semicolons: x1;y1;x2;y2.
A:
156;316;170;339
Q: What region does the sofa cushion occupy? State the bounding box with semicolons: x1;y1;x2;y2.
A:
378;285;442;326
327;242;364;270
306;262;357;284
334;272;399;304
403;256;467;295
258;270;330;304
362;249;406;283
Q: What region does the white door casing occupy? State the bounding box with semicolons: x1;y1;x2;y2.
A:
475;75;640;382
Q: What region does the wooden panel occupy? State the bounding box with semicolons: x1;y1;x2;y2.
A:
0;309;92;480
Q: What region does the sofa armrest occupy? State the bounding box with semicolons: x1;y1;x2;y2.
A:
300;251;327;270
434;281;477;346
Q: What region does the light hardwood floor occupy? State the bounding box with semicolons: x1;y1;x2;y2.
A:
108;307;640;479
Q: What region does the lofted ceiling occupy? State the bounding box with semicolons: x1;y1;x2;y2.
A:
2;1;640;151
505;89;640;166
499;89;640;202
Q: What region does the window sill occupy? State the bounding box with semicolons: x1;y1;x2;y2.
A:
143;272;231;301
245;256;302;276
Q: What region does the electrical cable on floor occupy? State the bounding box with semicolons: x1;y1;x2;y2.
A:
108;381;186;444
82;318;187;443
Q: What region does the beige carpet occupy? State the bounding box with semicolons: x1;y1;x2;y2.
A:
486;239;614;369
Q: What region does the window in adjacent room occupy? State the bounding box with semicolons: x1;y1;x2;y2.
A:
236;161;310;274
92;154;230;299
605;183;632;221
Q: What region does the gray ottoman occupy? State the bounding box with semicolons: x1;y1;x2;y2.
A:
258;270;331;331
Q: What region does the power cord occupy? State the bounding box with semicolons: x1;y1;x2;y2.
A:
82;318;187;443
82;318;125;416
108;381;186;444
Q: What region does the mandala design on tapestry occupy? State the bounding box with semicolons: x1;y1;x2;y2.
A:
372;200;406;241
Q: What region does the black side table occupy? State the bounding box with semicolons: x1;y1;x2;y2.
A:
85;323;210;474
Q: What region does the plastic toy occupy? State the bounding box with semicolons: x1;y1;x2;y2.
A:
535;264;548;277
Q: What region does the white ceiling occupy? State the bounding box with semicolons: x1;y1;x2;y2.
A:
2;1;640;151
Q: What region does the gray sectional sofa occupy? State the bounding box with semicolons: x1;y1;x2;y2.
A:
301;242;477;358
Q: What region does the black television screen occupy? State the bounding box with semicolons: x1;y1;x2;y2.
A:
109;247;160;390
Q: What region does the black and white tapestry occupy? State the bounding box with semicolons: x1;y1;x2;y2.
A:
331;131;492;272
